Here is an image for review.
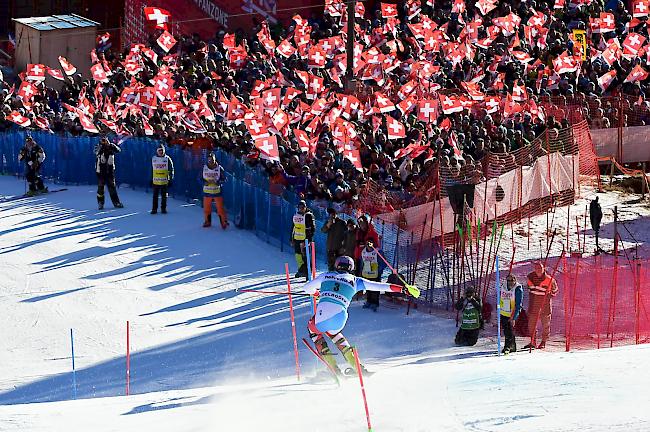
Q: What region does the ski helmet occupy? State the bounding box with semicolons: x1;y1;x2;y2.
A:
334;255;355;273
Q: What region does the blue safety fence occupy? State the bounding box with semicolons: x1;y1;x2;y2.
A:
0;131;450;306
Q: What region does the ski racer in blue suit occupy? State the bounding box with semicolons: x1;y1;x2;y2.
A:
302;255;419;374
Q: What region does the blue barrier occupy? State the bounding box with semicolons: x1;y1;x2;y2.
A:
0;131;331;272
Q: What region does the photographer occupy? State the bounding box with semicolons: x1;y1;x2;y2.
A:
94;137;123;210
18;136;47;196
454;286;483;346
321;207;346;270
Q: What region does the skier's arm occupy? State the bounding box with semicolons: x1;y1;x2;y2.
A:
356;277;403;294
302;273;325;295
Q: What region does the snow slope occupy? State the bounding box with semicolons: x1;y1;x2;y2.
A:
0;175;649;432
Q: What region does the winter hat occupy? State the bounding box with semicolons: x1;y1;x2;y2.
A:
157;143;166;154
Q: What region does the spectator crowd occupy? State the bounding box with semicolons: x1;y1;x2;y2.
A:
2;0;650;209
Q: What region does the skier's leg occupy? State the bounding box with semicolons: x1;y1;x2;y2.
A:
215;196;228;228
328;331;357;369
308;316;339;372
26;169;37;192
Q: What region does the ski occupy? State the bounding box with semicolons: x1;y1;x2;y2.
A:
0;188;68;203
301;338;340;385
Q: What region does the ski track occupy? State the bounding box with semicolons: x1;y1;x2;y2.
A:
0;176;649;431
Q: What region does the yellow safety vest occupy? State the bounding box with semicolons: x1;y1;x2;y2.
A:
361;248;379;279
152;156;170;185
500;287;515;317
203;165;222;195
293;213;306;241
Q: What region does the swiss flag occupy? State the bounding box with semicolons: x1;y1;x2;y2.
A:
157;31;177;53
254;135;280;161
552;50;579;74
397;80;417;100
141;116;155;136
380;3;398;18
138;87;157;109
527;10;547;28
47;68;65;81
484;95;501;114
601;41;621;66
374;92;396;113
144;7;171;30
8;111;31;127
476;0;497;15
597;70;617;91
181;112;207;133
293;128;316;155
261;88;282;111
90;63;109;83
417;100;438;122
271;108;290;132
34;116;50;131
276;39;296;58
599;12;616;33
58;56;77;76
308;46;327;68
343;147;362;170
26;64;46;81
386;116;406;140
99;118;118;132
439;94;464;114
461;81;485;101
633;0;650;17
245;118;270;140
625;64;649;83
397;97;417;115
305;74;325;99
79;113;99;133
511;81;528;102
503;94;523;118
154;74;173;101
622;32;646;57
17;82;38;101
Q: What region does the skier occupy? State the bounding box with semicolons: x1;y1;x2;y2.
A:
291;200;315;278
18;136;47;196
303;255;419;375
94;137;123;210
590;197;603;254
359;240;386;312
454;286;483;346
202;152;229;229
150;143;174;214
500;274;524;354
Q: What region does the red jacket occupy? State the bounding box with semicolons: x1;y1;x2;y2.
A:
354;223;380;260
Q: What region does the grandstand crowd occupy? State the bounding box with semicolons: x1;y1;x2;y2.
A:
1;0;649;206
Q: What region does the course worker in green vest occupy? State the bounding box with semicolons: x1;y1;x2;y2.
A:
454;286;483;346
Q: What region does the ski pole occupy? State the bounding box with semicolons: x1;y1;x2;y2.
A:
236;288;313;297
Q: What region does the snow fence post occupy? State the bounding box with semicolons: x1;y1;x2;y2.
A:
305;239;311;282
285;263;301;381
70;328;77;400
352;347;373;432
496;256;501;357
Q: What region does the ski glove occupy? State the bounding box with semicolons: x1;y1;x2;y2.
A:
402;284;420;299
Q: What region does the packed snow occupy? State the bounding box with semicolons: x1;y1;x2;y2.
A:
1;175;649;431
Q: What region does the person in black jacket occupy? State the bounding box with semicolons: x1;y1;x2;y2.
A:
321;207;347;270
18;136;47;196
590;196;603;254
95;137;123;210
454;286;483;346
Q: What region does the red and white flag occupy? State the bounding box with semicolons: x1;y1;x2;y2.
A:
8;111;31;127
552;50;579;74
157;31;177;53
254;135;280;161
417;100;438;122
58;56;77;76
599;12;616;33
17;82;38;101
276;39;296;58
397;97;417;116
601;41;621;66
511;81;528;102
439;94;464;114
343;147;362;170
138;87;157;109
633;0;650;17
144;7;171;30
374;92;396;113
26;63;46;81
381;3;398;18
34;116;50;130
47;68;65;81
271;108;290;132
386;116;406;139
245;118;270;140
308;46;327;68
622;32;646;57
79;113;99;133
293;129;315;154
90;63;109;83
484;95;501;113
625;64;649;83
154;74;173;100
181;112;207;133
